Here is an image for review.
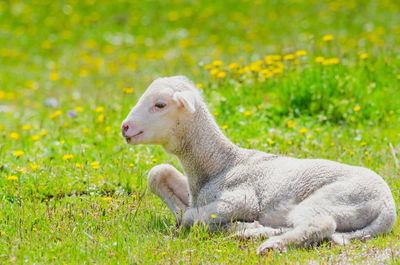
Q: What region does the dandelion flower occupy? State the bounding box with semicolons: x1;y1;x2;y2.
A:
222;125;228;130
360;53;368;60
95;106;104;112
22;125;31;130
122;87;134;94
353;106;361;112
41;130;48;136
49;72;60;81
299;128;308;134
13;150;24;157
91;162;100;169
217;71;227;78
315;57;324;63
210;68;219;76
211;214;216;219
29;164;40;170
103;197;112;201
295;50;307;57
322;34;334;41
31;135;40;141
49;110;62;119
62;154;74;160
97;114;105;122
244;111;251;116
283;54;295;60
212;60;223;66
10;132;19;140
7;175;18;181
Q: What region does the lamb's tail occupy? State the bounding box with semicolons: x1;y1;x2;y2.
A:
332;202;397;245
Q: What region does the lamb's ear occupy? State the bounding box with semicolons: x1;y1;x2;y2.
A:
173;91;196;114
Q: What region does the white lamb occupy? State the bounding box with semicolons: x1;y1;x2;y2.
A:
121;76;396;254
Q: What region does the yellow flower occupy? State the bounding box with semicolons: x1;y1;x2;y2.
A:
360;142;366;146
222;125;228;130
10;132;19;140
7;175;18;181
268;140;275;145
49;110;62;119
151;158;157;163
103;197;112;201
349;151;355;155
295;50;307;57
353;105;361;112
129;163;134;167
210;68;219;76
122;87;134;94
161;251;167;256
287;120;296;128
196;83;204;88
22;124;31;130
217;71;227;78
13;150;24;157
283;54;295;60
97;114;105;122
360;53;368;60
83;128;89;133
315;57;324;63
244;111;251;116
49;72;59;81
204;64;213;70
211;214;216;219
287;140;293;145
75;163;83;168
323;58;340;65
31;135;40;141
62;154;73;160
212;60;223;66
91;161;100;169
322;34;334;41
396;74;400;80
330;142;335;147
29;163;40;170
364;151;369;155
95;106;104;112
299;128;308;134
40;130;48;136
75;106;84;112
228;62;240;70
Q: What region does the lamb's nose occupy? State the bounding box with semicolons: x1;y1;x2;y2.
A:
122;124;129;136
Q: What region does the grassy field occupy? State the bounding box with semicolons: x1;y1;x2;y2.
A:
1;0;400;263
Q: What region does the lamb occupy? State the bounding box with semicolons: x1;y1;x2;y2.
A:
121;75;397;254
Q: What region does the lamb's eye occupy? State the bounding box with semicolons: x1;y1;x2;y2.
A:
155;102;166;109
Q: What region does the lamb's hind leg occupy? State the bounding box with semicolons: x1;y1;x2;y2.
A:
148;164;190;222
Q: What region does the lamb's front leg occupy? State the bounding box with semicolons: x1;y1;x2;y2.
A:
182;190;259;232
148;164;190;222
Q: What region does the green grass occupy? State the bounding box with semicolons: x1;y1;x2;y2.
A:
1;0;400;263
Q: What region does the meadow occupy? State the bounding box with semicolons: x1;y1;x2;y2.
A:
0;0;400;263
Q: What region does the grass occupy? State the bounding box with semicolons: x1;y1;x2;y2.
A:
0;0;400;263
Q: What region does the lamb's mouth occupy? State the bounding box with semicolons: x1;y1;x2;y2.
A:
125;131;144;142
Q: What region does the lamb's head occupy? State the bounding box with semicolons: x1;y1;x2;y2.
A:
121;76;201;146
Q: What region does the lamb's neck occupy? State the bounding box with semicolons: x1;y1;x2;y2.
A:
166;105;240;200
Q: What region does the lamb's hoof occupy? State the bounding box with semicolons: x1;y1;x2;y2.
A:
256;237;287;255
331;234;350;245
